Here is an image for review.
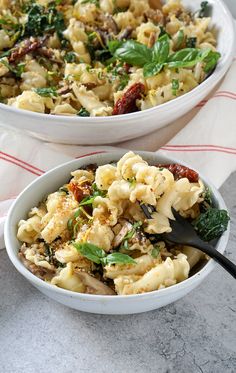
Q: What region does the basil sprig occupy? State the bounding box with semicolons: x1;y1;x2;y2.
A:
111;34;220;77
73;242;136;265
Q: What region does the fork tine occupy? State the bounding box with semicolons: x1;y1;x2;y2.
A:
171;207;180;220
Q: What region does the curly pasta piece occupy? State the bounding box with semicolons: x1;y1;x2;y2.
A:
144;211;171;234
93;196;124;226
105;254;159;279
72;83;113;116
136;21;160;46
156;178;204;220
95;164;117;190
41;192;79;243
17;206;46;244
24;246;53;270
0;58;9;77
51;262;86;292
8;91;45;113
82;220;115;252
115;253;190;294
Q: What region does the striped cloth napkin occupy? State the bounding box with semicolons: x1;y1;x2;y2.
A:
1;58;236;249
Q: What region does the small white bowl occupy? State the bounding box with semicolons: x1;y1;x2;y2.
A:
0;0;235;145
4;151;230;314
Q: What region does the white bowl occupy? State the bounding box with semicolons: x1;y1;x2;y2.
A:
224;0;236;17
4;151;230;314
0;0;235;145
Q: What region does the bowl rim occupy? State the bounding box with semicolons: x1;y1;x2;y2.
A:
4;150;230;301
0;0;234;125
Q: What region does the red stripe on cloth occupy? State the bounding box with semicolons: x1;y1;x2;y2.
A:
214;93;236;100
161;147;236;155
196;92;236;108
216;90;236;97
0;196;17;202
0;151;45;174
75;151;106;159
163;144;236;151
0;155;42;176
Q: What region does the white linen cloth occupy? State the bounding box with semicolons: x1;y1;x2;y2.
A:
1;58;236;249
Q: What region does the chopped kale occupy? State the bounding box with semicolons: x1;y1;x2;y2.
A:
193;208;230;241
186;37;197;48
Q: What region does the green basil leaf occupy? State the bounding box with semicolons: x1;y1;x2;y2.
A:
176;30;184;49
167;48;213;68
102;252;136;265
114;40;152;67
73;242;106;264
143;62;163;77
152;34;170;64
107;40;123;54
167;48;199;64
203;50;221;73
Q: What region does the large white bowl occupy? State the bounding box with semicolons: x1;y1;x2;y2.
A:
0;0;235;145
4;151;230;314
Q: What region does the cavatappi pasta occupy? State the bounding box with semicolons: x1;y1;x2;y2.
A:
17;152;229;296
0;0;220;116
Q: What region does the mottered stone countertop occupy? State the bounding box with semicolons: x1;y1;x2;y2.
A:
1;173;236;373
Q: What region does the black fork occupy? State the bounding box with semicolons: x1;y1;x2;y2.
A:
141;205;236;278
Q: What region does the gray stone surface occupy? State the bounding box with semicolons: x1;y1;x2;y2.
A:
1;173;236;373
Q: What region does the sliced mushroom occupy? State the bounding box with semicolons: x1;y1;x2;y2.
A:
98;14;119;35
118;26;133;41
113;220;133;248
76;272;115;295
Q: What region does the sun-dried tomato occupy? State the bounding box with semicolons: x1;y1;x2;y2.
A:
68;181;92;203
9;37;47;63
157;164;199;183
123;63;131;73
112;83;145;115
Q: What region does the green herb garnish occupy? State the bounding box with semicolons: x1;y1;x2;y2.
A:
0;59;25;77
186;37;197;48
172;79;179;96
64;52;77;63
73;242;136;265
198;1;210;18
24;3;65;38
151;246;160;258
35;87;58;97
193;208;229;241
77;108;90;117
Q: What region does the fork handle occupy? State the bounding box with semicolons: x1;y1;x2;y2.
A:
191;241;236;279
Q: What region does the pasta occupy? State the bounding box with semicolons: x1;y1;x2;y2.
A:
0;0;219;116
17;151;229;296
